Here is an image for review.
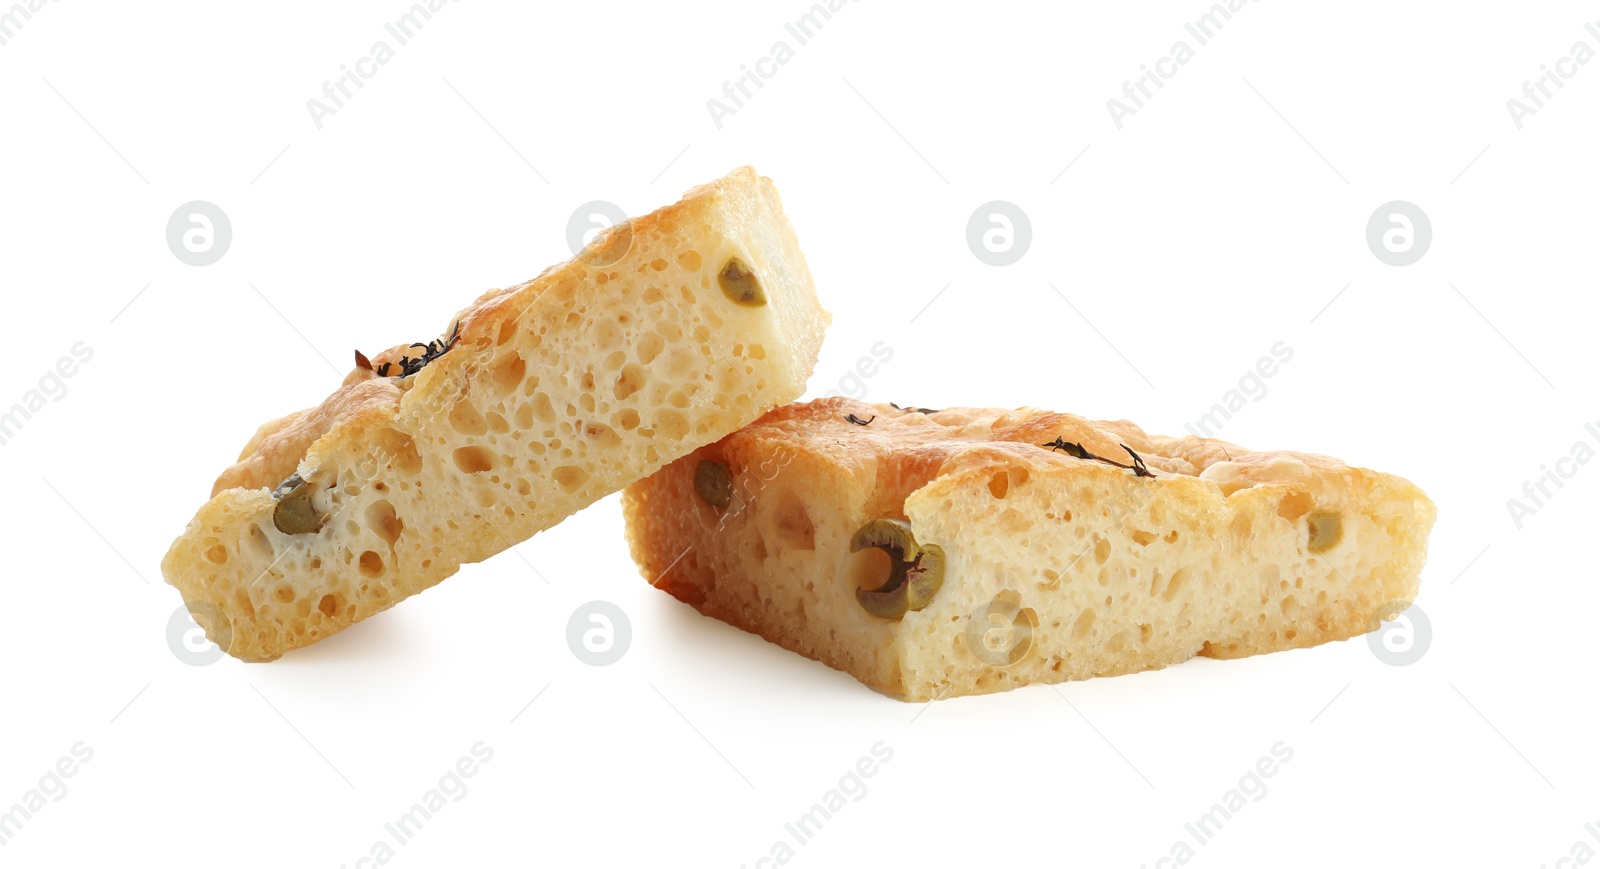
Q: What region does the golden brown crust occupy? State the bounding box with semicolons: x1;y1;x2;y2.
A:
211;378;404;497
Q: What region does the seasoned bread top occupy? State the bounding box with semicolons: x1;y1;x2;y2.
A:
706;397;1406;514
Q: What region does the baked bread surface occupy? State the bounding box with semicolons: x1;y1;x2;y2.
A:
163;167;830;660
622;398;1436;700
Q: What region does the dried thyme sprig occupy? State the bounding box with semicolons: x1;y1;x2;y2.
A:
1041;437;1154;478
356;321;462;379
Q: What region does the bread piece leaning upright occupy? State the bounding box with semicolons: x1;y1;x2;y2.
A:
163;167;830;661
622;398;1436;701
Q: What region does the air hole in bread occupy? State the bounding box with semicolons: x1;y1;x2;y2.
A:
554;466;588;491
376;428;422;474
453;446;495;474
495;318;518;345
1277;491;1313;522
1163;568;1190;602
489;354;525;395
771;492;815;551
638;331;666;365
585;422;622;450
245;524;273;560
614;366;645;400
1072;608;1096;640
532;393;557;424
365;500;403;545
358;551;384;578
1039;568;1061;590
449;396;488;436
988;472;1009;500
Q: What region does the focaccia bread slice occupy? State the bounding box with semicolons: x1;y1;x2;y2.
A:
163;167;830;661
622;398;1435;701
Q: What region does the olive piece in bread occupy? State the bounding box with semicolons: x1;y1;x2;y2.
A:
850;518;945;619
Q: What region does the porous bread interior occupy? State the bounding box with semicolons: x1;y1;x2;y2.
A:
623;398;1435;701
162;167;830;661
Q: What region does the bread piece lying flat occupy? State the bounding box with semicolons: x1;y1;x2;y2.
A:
163;167;830;661
623;398;1435;701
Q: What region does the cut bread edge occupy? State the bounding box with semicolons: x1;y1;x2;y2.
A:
163;167;831;661
622;399;1436;701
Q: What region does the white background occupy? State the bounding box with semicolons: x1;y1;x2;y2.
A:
2;1;1596;866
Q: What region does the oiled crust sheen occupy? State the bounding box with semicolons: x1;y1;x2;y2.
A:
623;397;1437;701
163;167;830;661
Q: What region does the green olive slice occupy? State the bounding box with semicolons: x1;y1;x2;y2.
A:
693;459;733;510
717;256;766;307
1307;511;1342;553
851;518;945;619
272;474;323;535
